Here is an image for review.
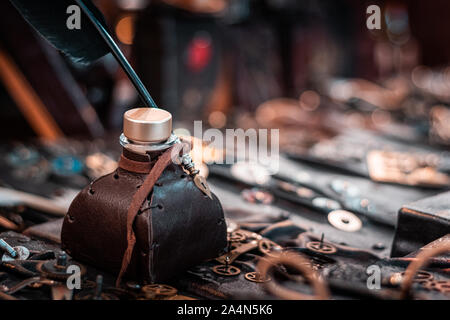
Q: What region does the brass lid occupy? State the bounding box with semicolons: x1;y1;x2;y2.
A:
123;108;172;143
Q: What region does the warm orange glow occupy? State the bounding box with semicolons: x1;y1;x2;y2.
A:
115;15;135;45
208;111;227;128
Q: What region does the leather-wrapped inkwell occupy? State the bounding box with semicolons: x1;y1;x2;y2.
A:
61;108;227;285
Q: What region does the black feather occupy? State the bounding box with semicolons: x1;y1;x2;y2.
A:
10;0;109;64
9;0;157;107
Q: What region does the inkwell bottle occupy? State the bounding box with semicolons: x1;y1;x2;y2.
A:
62;108;227;285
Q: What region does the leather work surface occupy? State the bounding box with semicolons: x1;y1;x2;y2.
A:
0;136;448;300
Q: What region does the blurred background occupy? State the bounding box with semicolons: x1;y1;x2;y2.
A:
0;0;449;144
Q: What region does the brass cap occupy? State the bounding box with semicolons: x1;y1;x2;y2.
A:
123;108;172;143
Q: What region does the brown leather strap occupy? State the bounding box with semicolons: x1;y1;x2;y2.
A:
118;154;152;173
116;144;183;287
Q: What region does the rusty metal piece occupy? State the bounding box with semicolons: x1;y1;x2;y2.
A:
141;284;178;299
227;231;247;243
400;240;450;299
37;258;86;281
211;265;241;276
306;241;337;254
402;271;433;283
422;280;450;294
421;279;450;294
258;238;283;257
244;272;271;283
389;271;434;287
215;240;258;265
1;276;41;294
367;150;449;187
256;251;330;300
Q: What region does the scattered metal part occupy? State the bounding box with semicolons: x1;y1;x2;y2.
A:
278;182;315;199
245;272;271;283
402;271;433;283
400;240;450;299
141;284;178;299
327;210;362;232
389;271;433;287
0;238;17;258
28;278;57;289
37;254;86;280
1;246;29;262
211;265;241;276
367;150;449;187
311;197;341;211
422;280;450;294
227;231;247;243
215;240;259;264
389;273;404;286
0;259;41;277
256;251;330;300
241;188;274;205
56;252;68;267
258;239;283;257
306;241;337;255
1;276;42;294
75;275;118;300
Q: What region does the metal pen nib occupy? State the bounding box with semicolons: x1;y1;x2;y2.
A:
0;239;17;258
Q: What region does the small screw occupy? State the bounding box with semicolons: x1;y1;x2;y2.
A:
0;239;17;258
56;252;67;267
94;275;103;300
225;256;230;268
319;233;325;249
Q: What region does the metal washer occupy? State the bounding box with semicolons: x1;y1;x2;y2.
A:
1;246;30;262
327;210;362;232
